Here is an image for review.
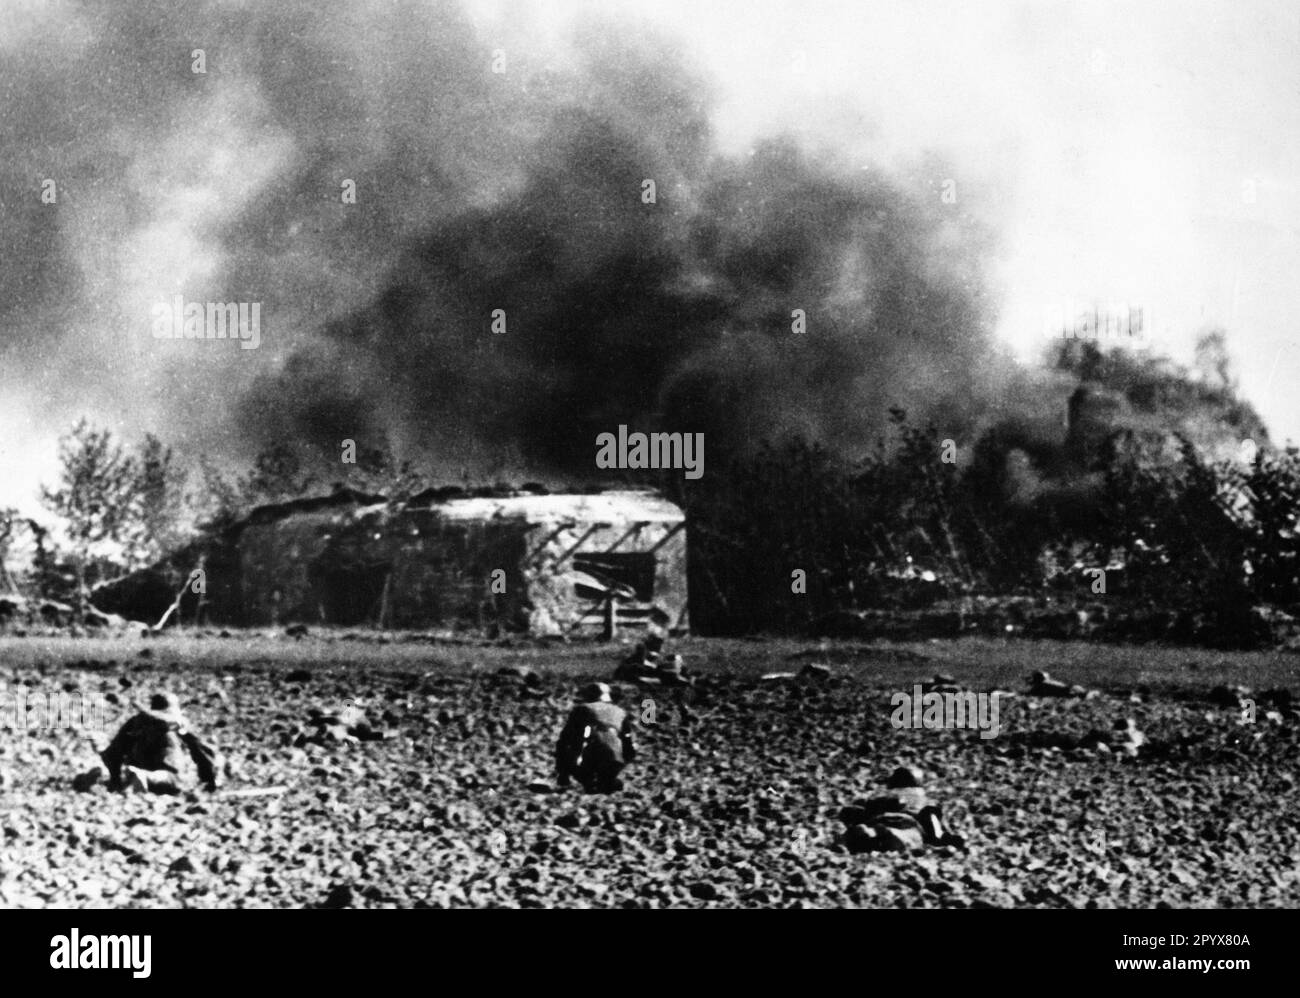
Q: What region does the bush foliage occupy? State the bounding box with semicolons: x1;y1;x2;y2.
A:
682;412;1300;644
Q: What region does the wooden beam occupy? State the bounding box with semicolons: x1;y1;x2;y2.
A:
374;571;392;630
545;524;601;570
596;522;644;557
646;520;686;555
604;596;617;641
524;521;577;567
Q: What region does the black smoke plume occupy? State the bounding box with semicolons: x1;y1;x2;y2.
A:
1;0;1008;489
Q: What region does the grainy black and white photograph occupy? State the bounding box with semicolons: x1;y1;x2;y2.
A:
0;0;1297;936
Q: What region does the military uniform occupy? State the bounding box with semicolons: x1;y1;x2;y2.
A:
1027;669;1087;698
1110;718;1146;757
613;629;694;689
656;654;694;688
101;693;221;794
613;629;666;682
842;766;963;853
556;683;636;793
294;703;386;747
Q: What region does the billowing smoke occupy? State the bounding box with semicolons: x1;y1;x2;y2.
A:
1;0;1010;493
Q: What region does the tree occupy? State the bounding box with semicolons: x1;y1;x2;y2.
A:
1194;328;1234;390
0;507;19;594
26;518;70;602
122;434;190;569
40;420;139;616
192;454;243;533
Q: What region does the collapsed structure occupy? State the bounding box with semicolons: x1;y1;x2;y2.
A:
92;488;689;639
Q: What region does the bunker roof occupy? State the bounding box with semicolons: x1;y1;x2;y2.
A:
431;490;684;524
236;487;683;531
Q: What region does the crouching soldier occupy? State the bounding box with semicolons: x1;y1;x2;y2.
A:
841;766;964;853
101;692;222;794
556;682;636;794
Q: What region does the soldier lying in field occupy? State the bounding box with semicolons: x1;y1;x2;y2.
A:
612;624;693;687
99;692;222;794
841;766;965;853
555;682;637;794
1079;717;1147;758
294;702;390;747
1026;669;1089;698
613;629;667;681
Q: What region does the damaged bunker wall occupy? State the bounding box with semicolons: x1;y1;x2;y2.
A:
227;492;688;637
